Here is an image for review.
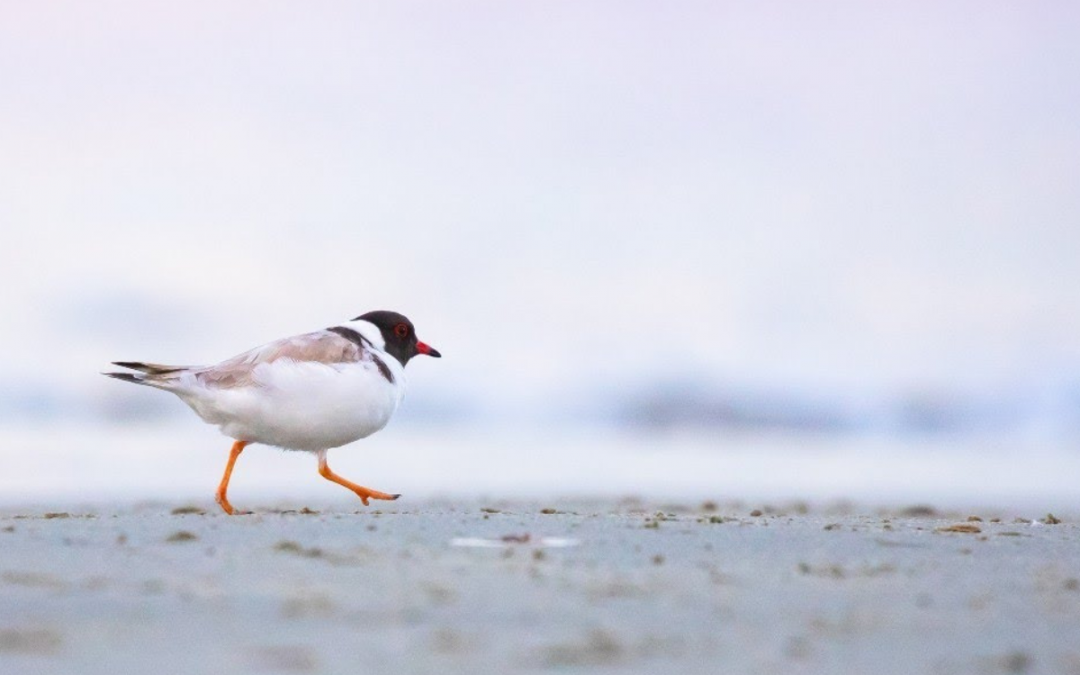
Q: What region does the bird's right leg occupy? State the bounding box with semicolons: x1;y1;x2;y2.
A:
215;440;249;515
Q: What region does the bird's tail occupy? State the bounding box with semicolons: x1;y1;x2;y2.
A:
103;361;191;388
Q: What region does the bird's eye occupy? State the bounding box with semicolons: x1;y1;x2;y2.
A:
393;323;409;338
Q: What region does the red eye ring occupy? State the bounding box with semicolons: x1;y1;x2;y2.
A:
393;323;409;338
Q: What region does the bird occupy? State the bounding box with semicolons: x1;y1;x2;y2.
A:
104;310;441;515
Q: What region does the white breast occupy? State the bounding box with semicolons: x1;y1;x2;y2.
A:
181;357;407;452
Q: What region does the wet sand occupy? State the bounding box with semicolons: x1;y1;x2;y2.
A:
1;499;1078;674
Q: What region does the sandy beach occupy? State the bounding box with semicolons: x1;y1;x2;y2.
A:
1;498;1077;675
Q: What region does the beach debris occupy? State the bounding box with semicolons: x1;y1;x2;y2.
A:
874;538;928;548
700;500;718;512
273;541;324;558
651;554;665;565
540;629;622;667
966;515;983;522
934;523;982;534
749;509;763;517
540;508;560;515
166;530;198;543
899;505;938;517
798;562;895;578
1;525;13;533
171;506;206;515
450;535;579;549
1041;513;1062;525
995;651;1033;674
43;512;70;520
0;628;63;655
798;562;845;578
480;507;501;514
2;571;68;590
271;541;370;567
643;512;677;529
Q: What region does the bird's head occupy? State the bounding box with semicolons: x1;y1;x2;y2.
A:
353;310;441;366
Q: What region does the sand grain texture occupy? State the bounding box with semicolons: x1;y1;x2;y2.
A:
0;501;1078;674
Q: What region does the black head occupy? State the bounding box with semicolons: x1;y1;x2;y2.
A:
353;310;442;366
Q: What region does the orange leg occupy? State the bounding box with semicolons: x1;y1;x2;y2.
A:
316;450;400;506
215;440;249;515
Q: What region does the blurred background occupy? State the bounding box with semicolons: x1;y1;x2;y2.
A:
2;1;1079;506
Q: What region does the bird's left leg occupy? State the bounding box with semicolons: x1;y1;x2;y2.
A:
316;450;400;506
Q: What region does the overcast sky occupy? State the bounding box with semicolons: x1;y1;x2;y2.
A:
2;1;1079;420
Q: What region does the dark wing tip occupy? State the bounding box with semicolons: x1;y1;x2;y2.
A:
112;361;147;370
111;361;184;374
103;372;143;384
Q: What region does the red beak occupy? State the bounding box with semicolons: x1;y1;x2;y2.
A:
416;341;441;358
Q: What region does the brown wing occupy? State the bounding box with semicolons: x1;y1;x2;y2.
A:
195;331;365;389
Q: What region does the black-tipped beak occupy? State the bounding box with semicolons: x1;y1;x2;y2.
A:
416;341;441;358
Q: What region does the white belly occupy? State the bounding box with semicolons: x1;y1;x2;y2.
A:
180;360;405;451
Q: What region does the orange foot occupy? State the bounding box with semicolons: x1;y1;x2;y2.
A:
317;450;400;506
